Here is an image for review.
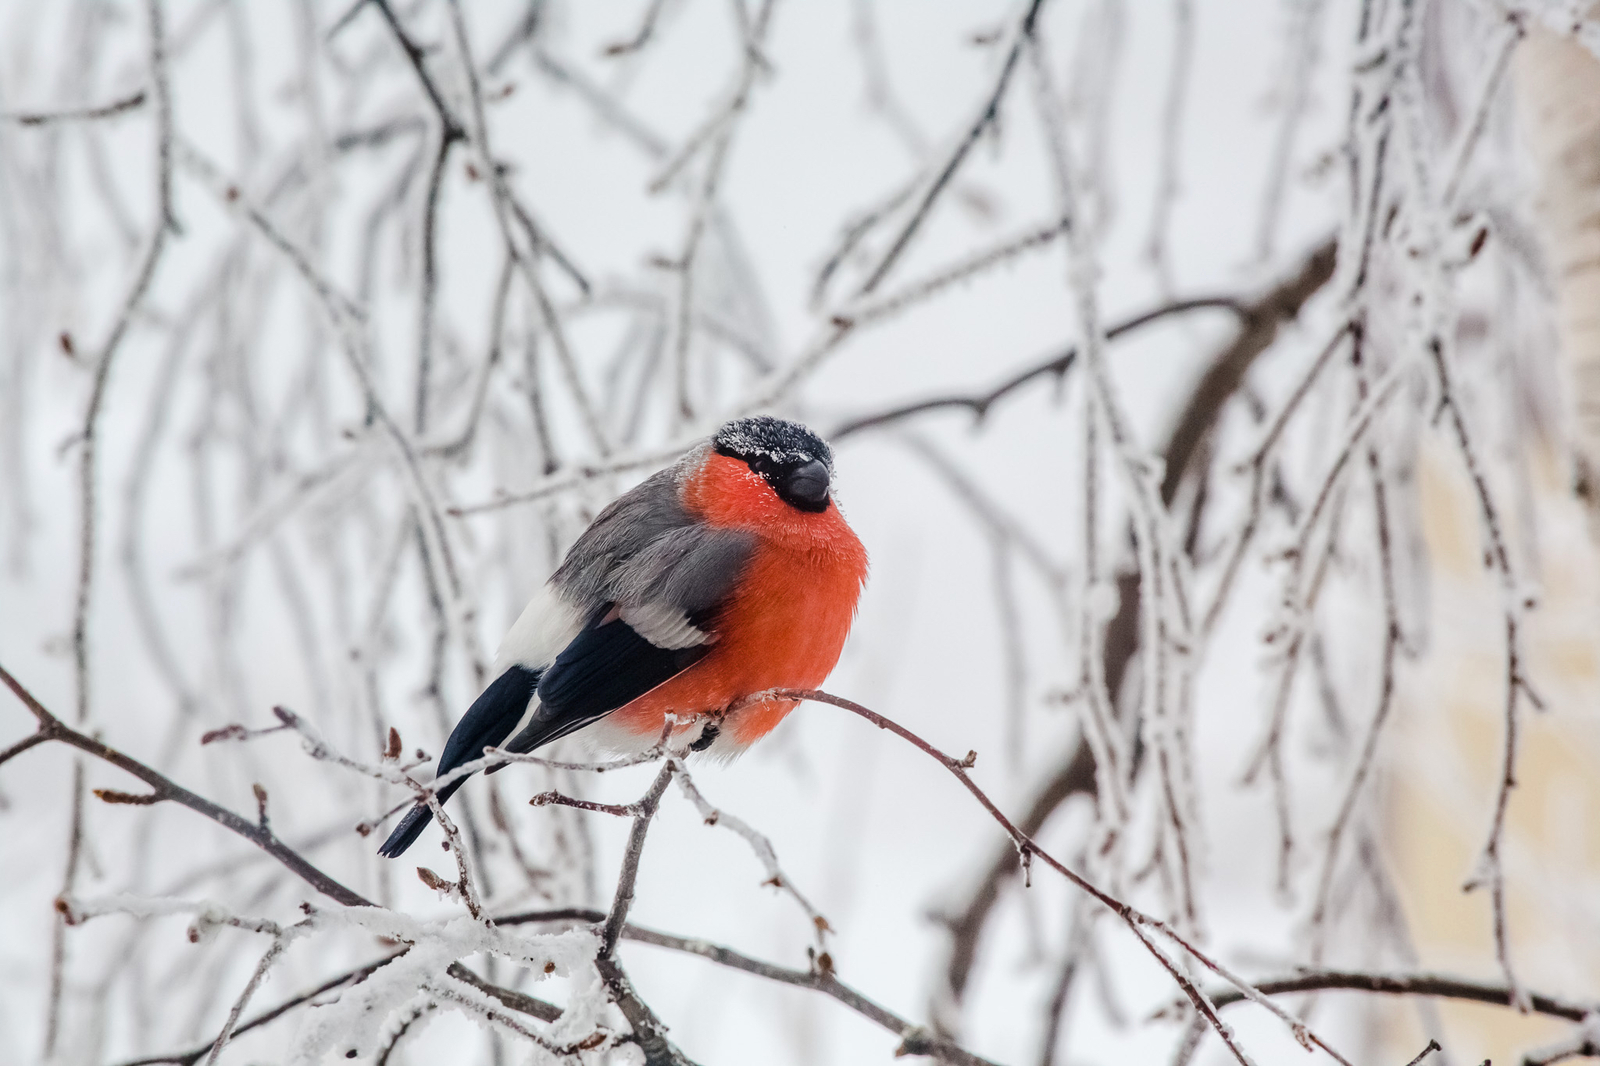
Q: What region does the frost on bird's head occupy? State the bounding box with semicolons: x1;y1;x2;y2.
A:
712;416;833;471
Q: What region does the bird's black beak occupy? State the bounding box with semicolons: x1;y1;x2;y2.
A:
781;459;831;512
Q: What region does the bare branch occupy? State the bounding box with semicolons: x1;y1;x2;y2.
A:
852;0;1046;296
833;295;1247;440
603;0;670;57
669;755;831;950
106;953;405;1066
1431;331;1540;1008
368;0;467;142
1201;969;1593;1022
4;90;148;125
1;661;368;906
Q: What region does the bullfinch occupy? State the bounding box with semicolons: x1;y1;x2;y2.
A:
378;416;868;858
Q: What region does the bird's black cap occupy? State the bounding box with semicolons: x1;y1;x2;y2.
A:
713;416;834;513
712;416;833;470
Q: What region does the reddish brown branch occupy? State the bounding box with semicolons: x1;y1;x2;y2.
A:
0;729;49;766
1;661;368;907
530;791;639;817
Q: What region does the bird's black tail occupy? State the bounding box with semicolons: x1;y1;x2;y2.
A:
376;665;544;858
376;776;469;858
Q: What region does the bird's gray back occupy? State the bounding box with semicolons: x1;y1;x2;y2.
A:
550;450;755;621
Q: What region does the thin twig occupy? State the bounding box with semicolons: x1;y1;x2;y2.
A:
1201;970;1592;1021
54;4;175;1050
1431;334;1538;1009
1307;324;1403;957
603;0;670;57
669;755;831;950
1145;0;1193;291
853;0;1047;296
530;791;640;817
1254;1;1326;261
201;930;299;1066
1;662;367;905
1402;1040;1443;1066
1438;14;1525;208
106;953;406;1066
600;763;676;957
4;89;148;125
833;296;1245;439
369;0;467;142
0;729;50;766
837;217;1071;329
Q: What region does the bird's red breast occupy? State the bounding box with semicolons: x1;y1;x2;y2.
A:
606;452;869;747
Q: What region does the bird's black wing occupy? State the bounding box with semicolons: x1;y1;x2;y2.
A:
501;614;709;754
503;523;756;755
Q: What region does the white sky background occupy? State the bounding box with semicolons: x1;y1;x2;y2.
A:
0;1;1554;1064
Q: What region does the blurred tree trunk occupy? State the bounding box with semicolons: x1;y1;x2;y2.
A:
1378;28;1600;1063
1518;22;1600;530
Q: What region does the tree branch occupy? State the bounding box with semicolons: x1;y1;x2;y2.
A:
0;661;368;906
1202;969;1593;1022
4;90;148;125
368;0;466;142
853;0;1047;296
832;296;1248;440
593;762;701;1066
0;728;50;766
1158;237;1338;503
